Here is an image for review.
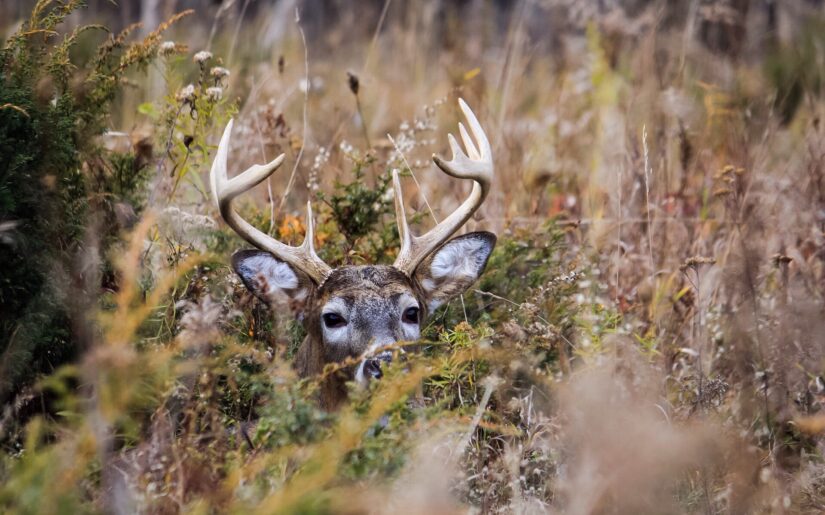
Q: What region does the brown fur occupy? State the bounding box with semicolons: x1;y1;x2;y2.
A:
233;232;496;410
294;265;427;409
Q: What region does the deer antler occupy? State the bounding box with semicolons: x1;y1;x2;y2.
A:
210;119;332;284
393;98;493;275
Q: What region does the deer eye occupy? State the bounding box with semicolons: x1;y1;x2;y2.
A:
402;306;420;324
322;313;347;329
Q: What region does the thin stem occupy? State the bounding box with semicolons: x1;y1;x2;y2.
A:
642;124;655;278
387;133;437;221
362;0;393;76
354;94;371;149
277;7;309;219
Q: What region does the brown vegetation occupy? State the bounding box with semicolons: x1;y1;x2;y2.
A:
2;1;825;513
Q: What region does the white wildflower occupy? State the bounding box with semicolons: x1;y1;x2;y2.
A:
381;185;394;202
176;84;195;102
158;41;177;56
205;86;223;101
298;77;324;93
193;50;213;64
307;146;330;192
312;146;330;169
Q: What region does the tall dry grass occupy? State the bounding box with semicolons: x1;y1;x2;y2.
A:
2;1;825;513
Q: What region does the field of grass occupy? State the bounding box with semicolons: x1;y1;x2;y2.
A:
2;0;825;513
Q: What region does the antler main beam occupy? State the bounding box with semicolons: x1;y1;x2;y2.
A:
393;98;494;275
210;120;332;284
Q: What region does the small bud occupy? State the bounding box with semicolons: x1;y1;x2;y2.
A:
347;71;359;95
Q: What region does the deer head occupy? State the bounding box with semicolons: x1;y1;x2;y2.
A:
211;99;495;408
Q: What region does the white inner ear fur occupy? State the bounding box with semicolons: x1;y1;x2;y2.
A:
426;298;444;312
419;236;492;312
429;237;490;282
240;254;307;306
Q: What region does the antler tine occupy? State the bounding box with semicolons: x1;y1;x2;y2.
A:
392;169;412;260
393;98;494;275
210;120;332;284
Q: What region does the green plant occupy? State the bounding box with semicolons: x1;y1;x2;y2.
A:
316;155;395;264
0;1;188;403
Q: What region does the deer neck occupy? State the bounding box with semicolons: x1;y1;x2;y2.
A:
293;332;349;410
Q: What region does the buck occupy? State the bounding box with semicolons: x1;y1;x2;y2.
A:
210;99;495;409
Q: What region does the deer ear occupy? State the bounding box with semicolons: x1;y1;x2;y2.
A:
232;250;314;317
414;232;496;311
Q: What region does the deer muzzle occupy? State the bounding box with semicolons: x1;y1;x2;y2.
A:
358;351;393;383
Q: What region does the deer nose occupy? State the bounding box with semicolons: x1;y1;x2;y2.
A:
363;351;392;380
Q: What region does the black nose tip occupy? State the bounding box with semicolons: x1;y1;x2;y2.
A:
363;352;393;380
364;358;383;380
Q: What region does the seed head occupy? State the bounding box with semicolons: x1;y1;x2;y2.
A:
679;256;716;272
210;66;230;80
771;253;792;266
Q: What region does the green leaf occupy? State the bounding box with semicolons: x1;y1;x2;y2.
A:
137;102;158;120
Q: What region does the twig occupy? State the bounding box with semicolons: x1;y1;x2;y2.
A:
495;0;528;147
354;93;371;149
206;0;234;51
362;0;393;76
455;376;500;456
228;0;252;66
387;134;436;220
0;103;29;117
616;157;623;299
150;102;185;206
473;288;576;350
642;124;655;278
679;0;700;77
277;7;309;219
249;86;277;234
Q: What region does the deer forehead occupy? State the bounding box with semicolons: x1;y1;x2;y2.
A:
317;265;417;300
315;266;421;335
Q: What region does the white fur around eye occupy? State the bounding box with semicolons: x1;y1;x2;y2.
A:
401;322;420;342
321;298;350;344
398;293;421;340
398;294;419;320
